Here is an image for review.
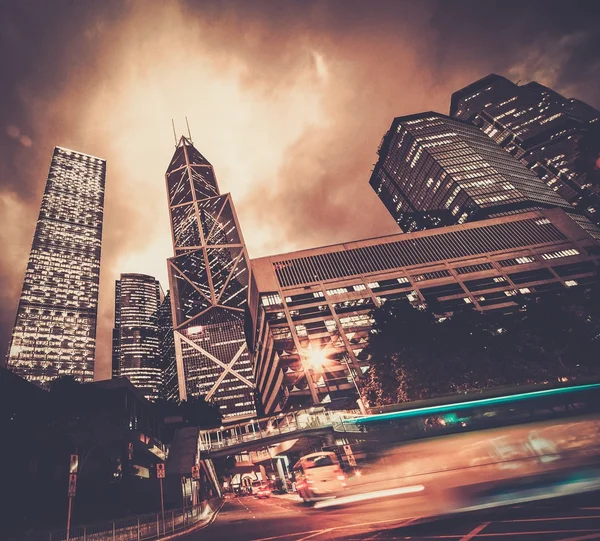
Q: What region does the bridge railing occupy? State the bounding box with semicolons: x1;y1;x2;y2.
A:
198;409;364;451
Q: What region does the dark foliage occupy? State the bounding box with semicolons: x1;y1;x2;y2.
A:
363;281;600;406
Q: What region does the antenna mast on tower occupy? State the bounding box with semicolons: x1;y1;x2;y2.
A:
171;119;178;146
185;116;193;144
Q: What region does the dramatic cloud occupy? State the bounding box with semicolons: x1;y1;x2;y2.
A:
1;0;599;380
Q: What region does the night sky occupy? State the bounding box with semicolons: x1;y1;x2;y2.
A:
1;0;599;381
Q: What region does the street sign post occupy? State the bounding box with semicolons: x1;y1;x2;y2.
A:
191;465;200;507
343;444;357;466
156;464;165;534
66;454;78;541
68;474;77;496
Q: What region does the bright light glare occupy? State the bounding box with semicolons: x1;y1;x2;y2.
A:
305;347;330;368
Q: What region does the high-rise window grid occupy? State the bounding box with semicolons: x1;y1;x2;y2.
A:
165;136;256;419
113;274;163;402
6;147;105;389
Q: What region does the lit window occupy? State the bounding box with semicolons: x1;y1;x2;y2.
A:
541;249;579;260
326;288;347;296
261;293;282;307
353;284;367;292
565;280;578;287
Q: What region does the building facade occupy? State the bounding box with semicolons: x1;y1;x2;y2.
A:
165;136;256;419
158;291;179;402
369;112;576;233
6;146;106;389
451;74;600;223
112;273;163;402
247;209;600;414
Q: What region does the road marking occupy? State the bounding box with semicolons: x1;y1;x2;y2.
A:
473;531;599;537
390;532;600;539
556;533;600;541
296;529;333;541
361;518;419;540
501;516;600;522
253;529;324;541
460;522;490;540
252;516;419;541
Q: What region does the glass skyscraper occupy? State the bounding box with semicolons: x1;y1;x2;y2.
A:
158;291;178;402
112;273;163;402
165;136;256;419
6;146;106;389
451;74;600;223
369;112;575;232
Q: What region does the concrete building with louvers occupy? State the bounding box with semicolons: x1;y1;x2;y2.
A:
246;208;600;415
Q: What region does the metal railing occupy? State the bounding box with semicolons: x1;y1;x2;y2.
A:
14;499;223;541
197;409;364;451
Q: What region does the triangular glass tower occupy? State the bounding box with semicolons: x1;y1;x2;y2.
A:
166;136;256;419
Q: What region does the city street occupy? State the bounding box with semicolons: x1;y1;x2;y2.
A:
180;492;600;541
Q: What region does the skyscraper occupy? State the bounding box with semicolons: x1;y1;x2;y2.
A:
165;136;256;419
6;146;106;389
158;291;178;402
369;112;576;233
451;74;600;222
112;273;163;402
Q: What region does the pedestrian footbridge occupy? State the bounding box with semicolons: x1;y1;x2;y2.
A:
197;408;365;457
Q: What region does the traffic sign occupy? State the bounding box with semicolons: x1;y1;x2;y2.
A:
69;454;78;474
68;473;77;496
157;463;165;478
343;444;357;466
191;465;200;480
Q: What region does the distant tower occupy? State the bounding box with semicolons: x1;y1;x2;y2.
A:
158;291;178;402
369;112;575;232
165;135;256;419
112;273;163;402
451;74;600;223
6;146;106;388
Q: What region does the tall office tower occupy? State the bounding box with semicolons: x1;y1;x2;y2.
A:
5;147;105;389
369;112;576;233
451;74;600;222
165;136;256;419
158;292;178;402
112;274;163;402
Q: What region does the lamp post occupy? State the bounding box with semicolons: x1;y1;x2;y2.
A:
304;345;366;414
340;354;367;414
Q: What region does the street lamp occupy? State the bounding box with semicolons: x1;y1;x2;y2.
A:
304;345;366;414
340;354;367;414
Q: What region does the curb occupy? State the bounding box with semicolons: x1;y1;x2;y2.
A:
156;499;225;541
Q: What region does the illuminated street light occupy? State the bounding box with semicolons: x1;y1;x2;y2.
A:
305;346;329;369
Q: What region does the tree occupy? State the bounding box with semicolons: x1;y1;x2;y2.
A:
364;279;600;407
177;395;222;428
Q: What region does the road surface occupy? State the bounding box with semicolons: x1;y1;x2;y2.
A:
180;492;600;541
